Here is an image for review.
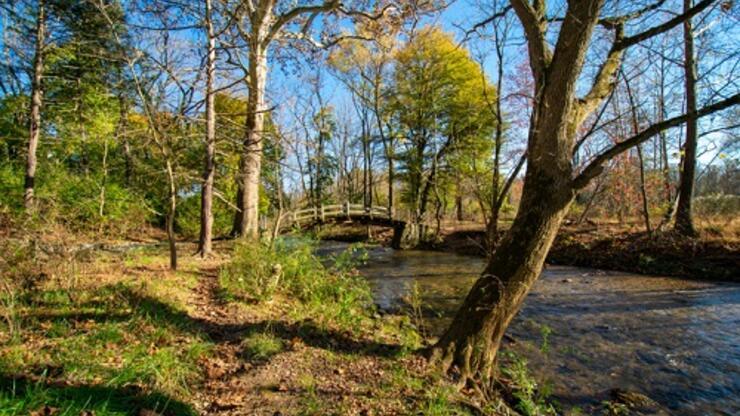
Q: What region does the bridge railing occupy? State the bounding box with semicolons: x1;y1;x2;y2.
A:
282;202;392;227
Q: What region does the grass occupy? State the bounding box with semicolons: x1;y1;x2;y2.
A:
241;332;284;362
0;243;213;415
0;234;554;415
0;378;195;416
500;351;558;416
219;236;374;331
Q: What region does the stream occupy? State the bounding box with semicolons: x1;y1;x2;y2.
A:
318;241;740;415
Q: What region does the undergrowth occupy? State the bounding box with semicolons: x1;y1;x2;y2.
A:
499;351;558;416
219;236;373;329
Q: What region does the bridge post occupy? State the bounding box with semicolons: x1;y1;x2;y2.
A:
344;201;350;219
320;205;325;222
313;207;317;221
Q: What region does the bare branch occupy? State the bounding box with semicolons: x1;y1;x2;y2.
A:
573;92;740;189
615;0;716;51
265;0;339;45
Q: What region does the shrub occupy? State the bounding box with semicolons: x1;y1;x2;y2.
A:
175;193;234;239
694;193;740;218
219;237;373;327
0;164;151;236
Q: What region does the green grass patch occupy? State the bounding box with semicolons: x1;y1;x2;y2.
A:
0;377;195;416
0;278;212;412
241;332;284;362
500;351;557;416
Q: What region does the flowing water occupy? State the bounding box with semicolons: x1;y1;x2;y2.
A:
318;241;740;415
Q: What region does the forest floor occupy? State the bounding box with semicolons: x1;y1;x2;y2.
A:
0;239;522;415
322;218;740;281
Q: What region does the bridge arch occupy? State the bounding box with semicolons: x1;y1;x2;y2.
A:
274;202;407;249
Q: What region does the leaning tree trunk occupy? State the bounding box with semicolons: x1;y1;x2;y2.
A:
24;0;45;211
428;0;737;388
234;42;268;239
430;0;604;384
429;161;574;383
675;0;698;236
198;0;217;256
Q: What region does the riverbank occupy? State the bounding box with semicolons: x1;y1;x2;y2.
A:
319;221;740;281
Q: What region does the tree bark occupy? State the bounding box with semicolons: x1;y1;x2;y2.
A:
674;0;698;236
428;0;731;386
430;165;574;383
166;158;178;270
24;0;46;211
234;42;268;239
199;0;217;256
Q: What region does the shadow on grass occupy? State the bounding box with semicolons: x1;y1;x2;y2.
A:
23;284;402;358
25;284;204;335
0;375;195;415
231;319;403;358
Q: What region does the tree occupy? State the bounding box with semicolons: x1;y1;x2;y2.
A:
674;0;699;236
329;19;402;213
429;0;739;386
24;0;46;210
198;0;217;256
392;27;495;240
467;1;528;243
225;1;399;238
93;0;201;270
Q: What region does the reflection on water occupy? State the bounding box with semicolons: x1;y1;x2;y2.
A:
318;241;740;415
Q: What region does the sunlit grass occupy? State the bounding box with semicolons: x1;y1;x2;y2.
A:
0;248;212;414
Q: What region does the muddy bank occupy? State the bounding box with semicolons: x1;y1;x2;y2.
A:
319;223;740;281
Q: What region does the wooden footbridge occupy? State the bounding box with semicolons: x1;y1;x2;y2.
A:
273;202;407;248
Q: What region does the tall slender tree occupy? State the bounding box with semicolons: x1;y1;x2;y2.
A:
227;1;398;238
24;0;46;211
198;0;218;256
675;0;699;236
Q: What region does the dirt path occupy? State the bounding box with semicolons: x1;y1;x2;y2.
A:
186;264;412;415
187;264;305;415
188;265;251;414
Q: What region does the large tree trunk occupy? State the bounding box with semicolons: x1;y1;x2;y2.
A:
430;165;574;383
233;42;268;239
674;0;698;236
428;0;727;386
24;0;45;211
430;0;603;385
198;0;217;256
